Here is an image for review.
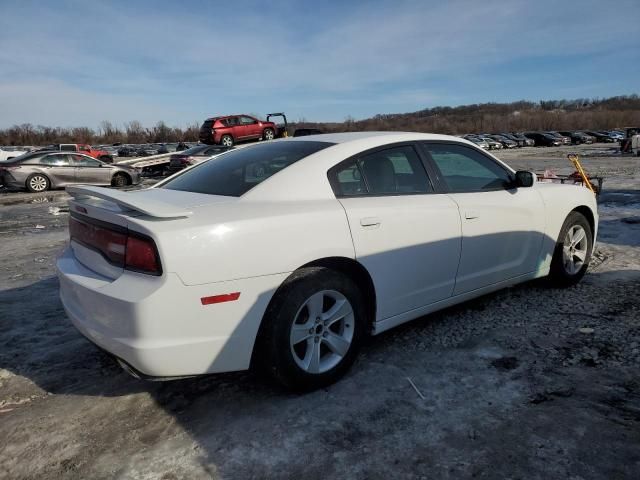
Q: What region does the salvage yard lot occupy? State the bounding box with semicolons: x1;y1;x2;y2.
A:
1;144;639;479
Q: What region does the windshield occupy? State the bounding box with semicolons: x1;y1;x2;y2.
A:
161;141;334;197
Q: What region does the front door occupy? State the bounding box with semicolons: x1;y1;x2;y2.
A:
72;154;112;185
421;142;545;295
331;143;462;321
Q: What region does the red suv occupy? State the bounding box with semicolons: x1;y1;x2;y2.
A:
199;115;277;146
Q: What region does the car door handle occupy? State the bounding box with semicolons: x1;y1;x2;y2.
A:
465;210;479;220
360;217;381;228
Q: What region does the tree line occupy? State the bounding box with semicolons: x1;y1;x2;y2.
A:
1;95;638;146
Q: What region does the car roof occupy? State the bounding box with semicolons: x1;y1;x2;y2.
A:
242;132;512;202
282;131;460;145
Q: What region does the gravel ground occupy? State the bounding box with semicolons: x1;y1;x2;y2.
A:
1;144;639;479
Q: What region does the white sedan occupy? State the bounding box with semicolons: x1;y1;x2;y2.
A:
57;132;598;390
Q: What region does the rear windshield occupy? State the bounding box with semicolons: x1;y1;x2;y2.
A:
161;141;334;197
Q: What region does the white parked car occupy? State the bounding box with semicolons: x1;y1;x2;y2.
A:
57;132;598;390
0;147;28;161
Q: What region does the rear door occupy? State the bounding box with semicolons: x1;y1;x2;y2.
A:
421;142;545;295
330;143;461;321
72;154;112;185
39;154;76;185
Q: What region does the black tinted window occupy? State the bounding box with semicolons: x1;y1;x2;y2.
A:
424;143;512;192
333;145;432;196
161;141;333;197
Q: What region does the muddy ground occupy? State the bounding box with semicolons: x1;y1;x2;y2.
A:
1;144;639;479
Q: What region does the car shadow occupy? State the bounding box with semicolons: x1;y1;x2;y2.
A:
2;258;640;478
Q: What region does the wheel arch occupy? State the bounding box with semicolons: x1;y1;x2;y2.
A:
572;205;595;236
249;256;377;368
112;171;131;184
26;171;51;191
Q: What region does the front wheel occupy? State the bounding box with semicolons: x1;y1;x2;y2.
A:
111;173;130;188
257;267;366;391
220;134;234;147
263;128;275;141
548;211;593;287
26;173;50;192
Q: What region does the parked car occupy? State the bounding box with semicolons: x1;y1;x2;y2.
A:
558;131;594;145
157;144;170;154
522;132;562;147
40;143;114;163
293;128;325;137
117;145;138;157
479;136;503;150
510;133;535;147
136;145;159;157
463;135;490;149
487;135;517;149
0;151;140;192
199;115;279;146
545;132;572;145
495;133;525;147
57;132;597;390
583;131;615;143
607;130;625;141
167;145;233;173
0;146;28;161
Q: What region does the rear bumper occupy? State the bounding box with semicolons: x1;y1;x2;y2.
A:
57;246;286;377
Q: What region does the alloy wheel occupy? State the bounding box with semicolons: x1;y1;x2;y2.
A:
29;175;47;192
289;290;354;374
562;225;588;275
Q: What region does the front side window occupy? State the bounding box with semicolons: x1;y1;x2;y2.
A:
161;141;334;197
423;143;512;192
332;145;432;196
41;154;71;166
71;155;100;167
240;116;257;125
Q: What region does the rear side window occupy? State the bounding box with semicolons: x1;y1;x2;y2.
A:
161;141;334;197
423;143;512;192
332;145;432;196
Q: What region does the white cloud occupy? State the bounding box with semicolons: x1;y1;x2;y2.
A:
0;0;638;127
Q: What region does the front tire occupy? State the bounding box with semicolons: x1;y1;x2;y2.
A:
111;173;130;188
548;211;593;287
257;267;366;391
263;128;275;141
220;134;234;147
26;173;50;192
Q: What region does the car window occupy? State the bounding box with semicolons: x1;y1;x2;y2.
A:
240;116;257;125
424;143;512;192
40;154;71;166
334;160;367;196
161;141;334;197
226;117;239;127
332;145;432;196
60;145;76;152
71;155;100;167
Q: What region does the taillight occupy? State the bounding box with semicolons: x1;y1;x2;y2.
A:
70;214;161;275
125;235;161;275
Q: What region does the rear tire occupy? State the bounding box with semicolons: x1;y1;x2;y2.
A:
111;173;130;188
257;267;366;391
26;173;50;192
548;211;593;287
220;134;234;147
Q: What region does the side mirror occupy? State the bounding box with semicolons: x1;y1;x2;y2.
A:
514;170;534;188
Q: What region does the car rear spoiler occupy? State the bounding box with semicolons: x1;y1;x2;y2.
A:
66;185;193;218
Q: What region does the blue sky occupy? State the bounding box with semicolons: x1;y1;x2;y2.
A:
0;0;638;129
